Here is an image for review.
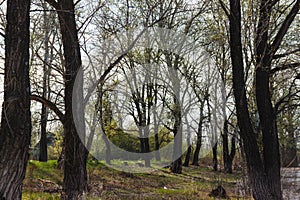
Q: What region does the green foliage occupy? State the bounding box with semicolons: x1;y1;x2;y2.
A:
48;127;63;160
106;120;140;152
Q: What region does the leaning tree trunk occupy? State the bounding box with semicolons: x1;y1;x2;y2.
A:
55;0;88;198
183;146;192;167
0;0;31;199
192;136;201;166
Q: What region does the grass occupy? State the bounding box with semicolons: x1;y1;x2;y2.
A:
23;159;251;199
23;192;60;200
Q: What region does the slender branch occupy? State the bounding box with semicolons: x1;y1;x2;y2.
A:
219;0;230;17
30;94;65;123
270;62;300;74
274;79;299;114
44;0;59;10
77;2;105;31
0;0;5;6
75;0;82;7
30;9;57;13
274;48;300;59
271;0;300;55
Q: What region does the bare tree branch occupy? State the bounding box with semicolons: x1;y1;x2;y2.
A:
274;48;300;59
271;0;300;55
77;2;105;31
30;94;65;123
219;0;230;17
74;0;82;7
270;62;300;74
44;0;59;10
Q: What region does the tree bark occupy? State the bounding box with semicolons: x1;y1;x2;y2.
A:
55;0;88;198
0;0;31;199
229;0;276;199
254;0;285;198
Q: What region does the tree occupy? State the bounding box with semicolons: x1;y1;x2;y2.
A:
45;0;88;198
222;120;236;173
39;1;52;162
120;54;154;167
29;0;64;163
0;0;31;198
226;0;299;198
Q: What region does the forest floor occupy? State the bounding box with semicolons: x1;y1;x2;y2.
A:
23;159;253;200
23;160;300;200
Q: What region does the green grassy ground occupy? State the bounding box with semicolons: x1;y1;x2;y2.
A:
23;160;250;200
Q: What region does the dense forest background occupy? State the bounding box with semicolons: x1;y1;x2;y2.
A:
0;0;299;199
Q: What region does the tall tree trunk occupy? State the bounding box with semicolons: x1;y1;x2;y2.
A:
55;0;88;198
39;2;50;162
229;0;281;199
230;0;265;198
229;0;299;198
0;0;31;199
256;64;282;199
254;0;283;198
